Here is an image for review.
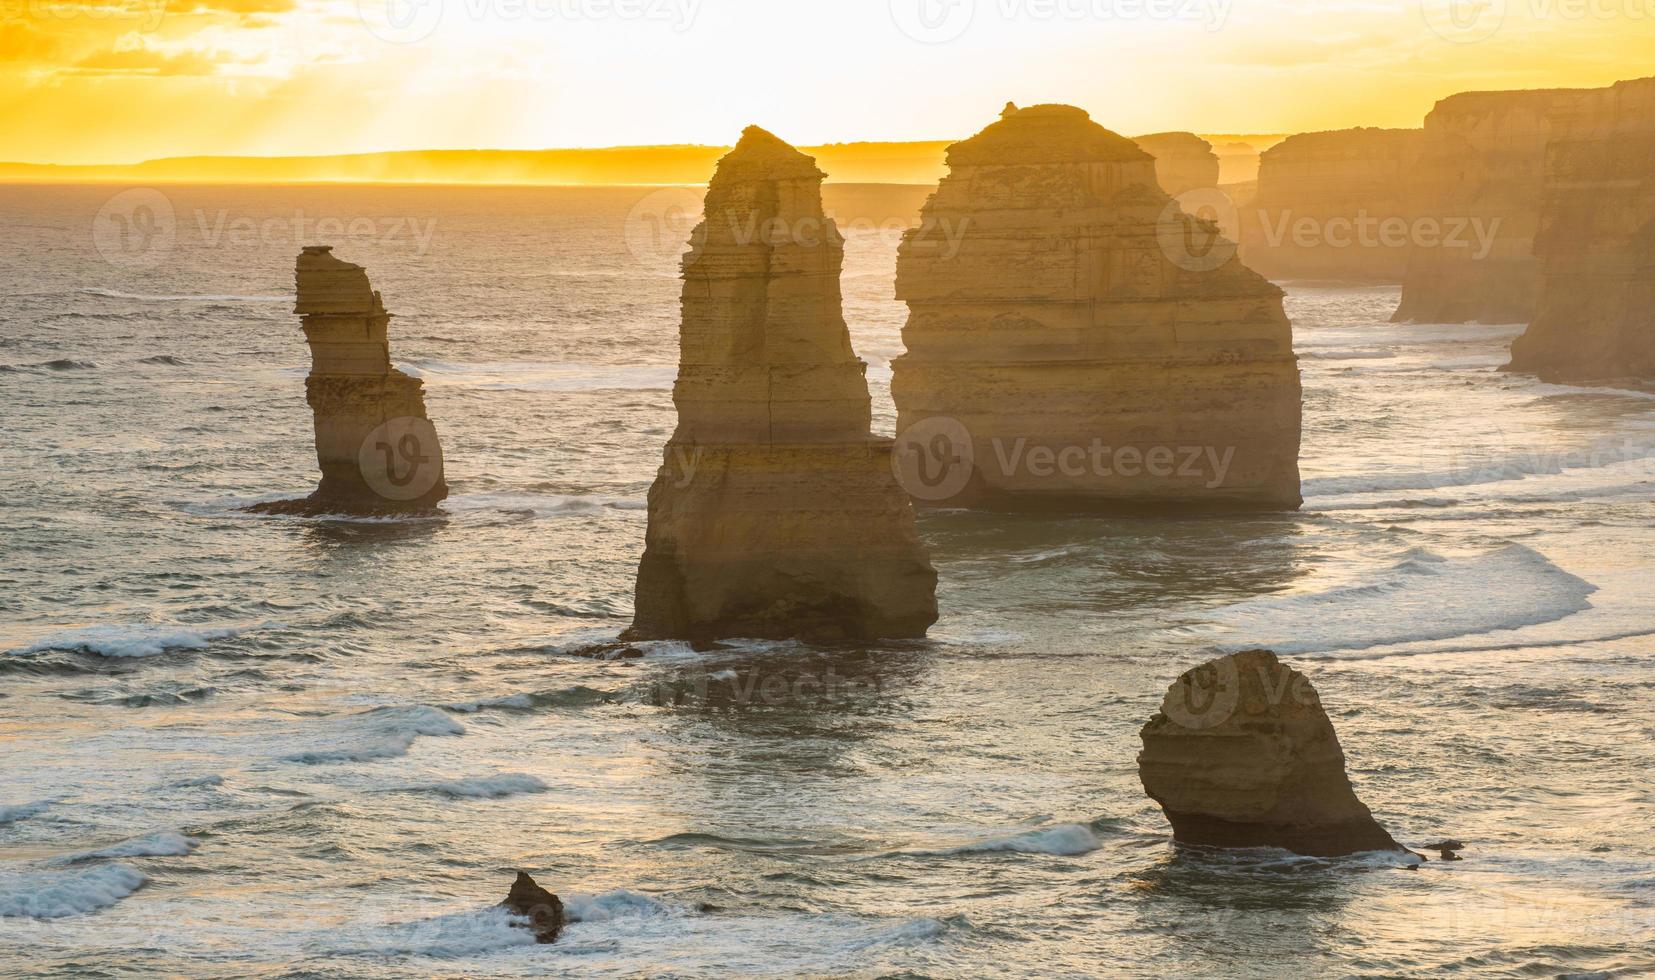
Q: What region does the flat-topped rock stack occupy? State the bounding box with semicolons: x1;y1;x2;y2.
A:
1393;89;1578;324
624;126;938;643
891;103;1302;512
1508;77;1655;383
252;246;446;515
1139;650;1410;857
1132;132;1221;197
1242;127;1422;281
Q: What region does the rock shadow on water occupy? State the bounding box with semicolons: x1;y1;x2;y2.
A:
920;509;1312;609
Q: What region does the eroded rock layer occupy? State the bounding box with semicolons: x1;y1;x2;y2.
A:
1242;127;1422;281
892;104;1302;512
1393;89;1579;324
1132;132;1221;197
1138;650;1407;857
625;127;938;643
253;246;446;515
1508;77;1655;382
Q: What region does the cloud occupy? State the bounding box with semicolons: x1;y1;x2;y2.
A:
164;0;296;13
72;43;223;74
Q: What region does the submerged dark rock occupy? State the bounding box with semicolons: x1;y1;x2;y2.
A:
502;871;566;944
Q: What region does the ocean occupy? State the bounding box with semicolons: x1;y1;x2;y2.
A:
1;183;1652;978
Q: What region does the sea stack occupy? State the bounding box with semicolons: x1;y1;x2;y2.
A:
1132;132;1221;197
891;104;1302;512
253;246;447;515
502;872;565;944
1393;89;1578;324
624;126;938;643
1138;650;1407;857
1508;77;1655;382
1242;127;1422;281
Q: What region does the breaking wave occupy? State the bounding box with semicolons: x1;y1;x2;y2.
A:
0;864;149;919
8;622;271;659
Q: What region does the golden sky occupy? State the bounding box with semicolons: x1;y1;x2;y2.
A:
1;0;1649;164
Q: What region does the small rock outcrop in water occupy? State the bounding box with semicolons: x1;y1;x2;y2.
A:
1138;649;1407;857
892;104;1302;512
1242;127;1422;281
1508;76;1655;383
252;246;447;515
1392;88;1578;325
623;126;938;643
502;872;565;944
1131;132;1221;197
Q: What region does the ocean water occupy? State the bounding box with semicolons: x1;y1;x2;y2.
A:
1;184;1652;978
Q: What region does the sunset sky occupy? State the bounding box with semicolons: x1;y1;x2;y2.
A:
1;0;1648;164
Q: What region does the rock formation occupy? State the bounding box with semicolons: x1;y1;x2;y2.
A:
1508;77;1655;382
252;246;447;515
1138;649;1408;857
1393;89;1579;324
891;103;1302;512
1132;132;1221;197
623;126;938;643
1242;128;1422;281
502;872;565;944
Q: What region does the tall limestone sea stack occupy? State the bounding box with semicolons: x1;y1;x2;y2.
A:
1393;89;1576;324
1508;77;1655;383
1242;127;1422;281
1139;650;1409;857
892;104;1302;512
1131;132;1221;197
624;127;938;643
252;246;447;515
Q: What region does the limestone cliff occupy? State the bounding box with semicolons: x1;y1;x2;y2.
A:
1132;132;1221;197
624;126;938;643
1138;650;1407;857
1508;77;1655;382
1243;128;1422;281
891;104;1302;512
253;246;447;515
1393;89;1579;324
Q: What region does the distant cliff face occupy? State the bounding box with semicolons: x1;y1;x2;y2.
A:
891;104;1302;513
1132;132;1221;197
253;246;447;515
1393;89;1578;324
625;127;938;643
1509;78;1655;382
1242;128;1422;281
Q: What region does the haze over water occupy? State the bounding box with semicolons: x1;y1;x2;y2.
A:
1;184;1652;977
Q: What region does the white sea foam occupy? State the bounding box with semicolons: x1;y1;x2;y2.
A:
8;622;269;658
1304;437;1655;498
564;888;674;923
79;288;292;303
444;492;648;518
280;706;465;764
911;823;1104;857
319;906;537;958
1195;544;1596;655
0;864;148;919
415;774;549;799
61;832;199;863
